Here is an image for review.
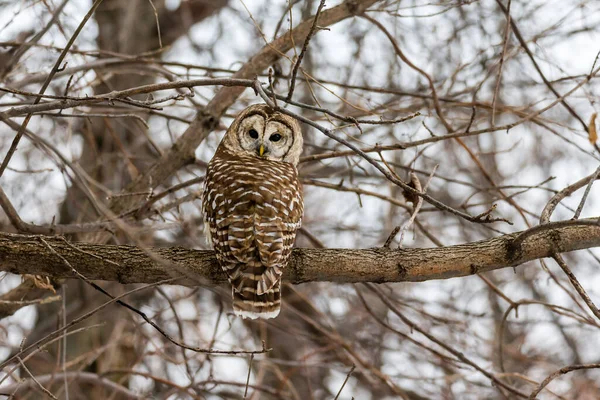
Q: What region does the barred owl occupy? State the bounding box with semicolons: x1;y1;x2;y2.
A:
202;104;304;319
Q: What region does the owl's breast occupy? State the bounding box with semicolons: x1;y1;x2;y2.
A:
203;153;302;270
204;155;300;226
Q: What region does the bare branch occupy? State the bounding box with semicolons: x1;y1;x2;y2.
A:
286;0;326;102
528;363;600;399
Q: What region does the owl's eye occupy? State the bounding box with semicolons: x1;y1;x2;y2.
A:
248;129;259;139
269;133;282;142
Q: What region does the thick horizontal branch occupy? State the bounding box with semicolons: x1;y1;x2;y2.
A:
0;220;598;285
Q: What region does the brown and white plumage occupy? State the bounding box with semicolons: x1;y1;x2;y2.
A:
202;104;304;319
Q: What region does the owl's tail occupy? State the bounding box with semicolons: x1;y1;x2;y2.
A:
231;274;282;319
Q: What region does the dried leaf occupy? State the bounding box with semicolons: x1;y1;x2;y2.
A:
22;274;57;294
589;113;597;144
402;172;422;205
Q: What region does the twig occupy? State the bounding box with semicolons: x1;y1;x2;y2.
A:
286;0;326;101
155;288;195;381
572;165;600;220
243;354;254;399
267;89;420;125
0;296;61;306
590;49;600;78
552;253;600;322
37;112;150;128
61;285;69;400
147;0;163;49
361;14;453;133
383;226;401;249
541;167;600;223
491;0;512;126
268;68;278;107
537;166;600;321
333;364;355;400
17;356;58;399
528;363;600;399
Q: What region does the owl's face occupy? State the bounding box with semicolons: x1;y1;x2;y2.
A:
222;104;303;166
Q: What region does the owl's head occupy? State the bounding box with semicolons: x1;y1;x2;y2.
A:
221;104;303;166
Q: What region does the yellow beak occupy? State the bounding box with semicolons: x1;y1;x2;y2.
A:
259;144;265;157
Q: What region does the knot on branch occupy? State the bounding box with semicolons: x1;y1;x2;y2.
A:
346;0;360;15
505;236;523;265
197;109;219;131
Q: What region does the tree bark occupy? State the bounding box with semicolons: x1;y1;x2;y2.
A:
0;221;597;285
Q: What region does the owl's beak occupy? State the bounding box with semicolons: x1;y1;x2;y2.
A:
258;144;266;157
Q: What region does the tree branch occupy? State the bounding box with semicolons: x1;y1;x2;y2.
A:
0;220;599;285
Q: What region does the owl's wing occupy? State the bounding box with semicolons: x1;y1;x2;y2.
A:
252;185;303;294
254;186;302;265
217;181;302;294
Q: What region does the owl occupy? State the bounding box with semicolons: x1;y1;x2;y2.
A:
202;104;304;319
